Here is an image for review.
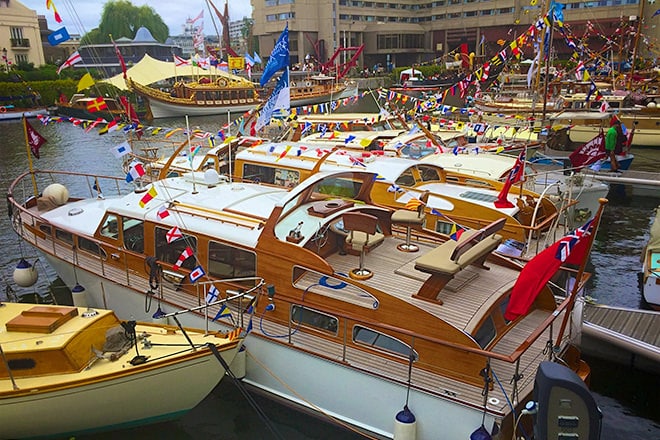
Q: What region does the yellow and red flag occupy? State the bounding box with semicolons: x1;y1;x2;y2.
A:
86;97;108;112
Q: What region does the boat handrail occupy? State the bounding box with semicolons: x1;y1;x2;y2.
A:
168;200;266;229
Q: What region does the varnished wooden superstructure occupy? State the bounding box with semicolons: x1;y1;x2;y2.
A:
7;168;594;439
0;301;247;438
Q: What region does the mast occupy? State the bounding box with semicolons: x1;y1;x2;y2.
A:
626;0;645;90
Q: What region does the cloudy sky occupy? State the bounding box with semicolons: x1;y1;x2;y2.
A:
20;0;252;36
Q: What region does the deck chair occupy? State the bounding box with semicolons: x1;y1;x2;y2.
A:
343;212;385;280
391;190;429;252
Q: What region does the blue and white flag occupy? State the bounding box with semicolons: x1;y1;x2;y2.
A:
48;27;70;46
256;69;290;131
245;53;255;66
205;285;220;304
253;52;262;64
260;25;289;87
110;141;132;158
189;265;206;283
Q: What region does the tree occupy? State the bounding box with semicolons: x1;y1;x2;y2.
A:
81;0;169;44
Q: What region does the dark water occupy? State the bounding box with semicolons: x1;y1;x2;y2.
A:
1;114;659;439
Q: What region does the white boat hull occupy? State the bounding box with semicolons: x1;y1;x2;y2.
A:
43;255;498;439
2;341;230;439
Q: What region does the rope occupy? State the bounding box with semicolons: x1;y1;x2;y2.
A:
492;368;530;440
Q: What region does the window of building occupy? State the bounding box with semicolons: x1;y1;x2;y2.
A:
155;227;197;271
291;305;338;335
15;54;28;64
353;325;418;360
208;241;256;284
10;27;23;40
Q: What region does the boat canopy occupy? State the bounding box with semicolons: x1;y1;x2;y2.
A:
648;206;660;252
102;54;249;90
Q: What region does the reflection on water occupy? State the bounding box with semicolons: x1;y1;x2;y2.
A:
1;117;659;439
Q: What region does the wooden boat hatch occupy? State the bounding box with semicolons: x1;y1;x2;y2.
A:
6;306;78;333
413;218;505;303
308;199;354;217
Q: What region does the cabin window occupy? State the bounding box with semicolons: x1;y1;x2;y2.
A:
473;315;496;348
123;217;144;253
155;227;197;271
208;241;256;286
78;236;106;258
395;169;416;187
500;297;512;325
39;224;52;236
55;229;73;245
291;305;338;335
242;163;277;184
100;215;119;240
417;165;442;182
313;177;362;198
7;358;36;370
435;220;454;235
353;325;418;360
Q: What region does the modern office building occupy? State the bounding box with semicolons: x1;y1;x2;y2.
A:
251;0;658;70
0;0;46;70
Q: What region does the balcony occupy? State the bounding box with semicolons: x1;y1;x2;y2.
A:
10;38;30;49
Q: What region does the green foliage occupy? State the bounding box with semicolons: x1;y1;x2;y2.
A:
82;0;169;44
0;79;76;107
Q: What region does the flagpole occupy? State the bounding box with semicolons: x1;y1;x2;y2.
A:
185;115;198;194
22;116;39;197
553;197;608;351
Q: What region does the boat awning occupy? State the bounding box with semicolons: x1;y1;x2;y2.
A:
102;54;248;90
549;111;610;121
648;206;660;252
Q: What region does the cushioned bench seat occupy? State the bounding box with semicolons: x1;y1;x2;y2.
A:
412;218;505;304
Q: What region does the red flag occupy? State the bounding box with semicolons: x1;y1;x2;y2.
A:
494;149;525;208
460;43;469;68
111;36;128;79
24;117;48;159
119;95;140;123
504;218;595;321
86;97;108;112
568;131;606;170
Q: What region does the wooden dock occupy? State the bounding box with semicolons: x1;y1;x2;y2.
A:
586;169;660;198
581;303;660;375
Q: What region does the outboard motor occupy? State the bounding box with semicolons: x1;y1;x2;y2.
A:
531;361;602;440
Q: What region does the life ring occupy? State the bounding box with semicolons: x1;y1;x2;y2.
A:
216;78;228;87
305;81;312;87
319;274;348;290
0;106;5;113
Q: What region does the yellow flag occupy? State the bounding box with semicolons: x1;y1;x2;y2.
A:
76;73;95;92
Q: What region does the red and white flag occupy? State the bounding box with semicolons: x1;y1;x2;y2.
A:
157;206;170;219
173;246;194;270
174;54;190;67
57;51;81;74
166;226;182;243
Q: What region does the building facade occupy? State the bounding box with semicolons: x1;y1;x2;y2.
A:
0;0;46;69
251;0;658;70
